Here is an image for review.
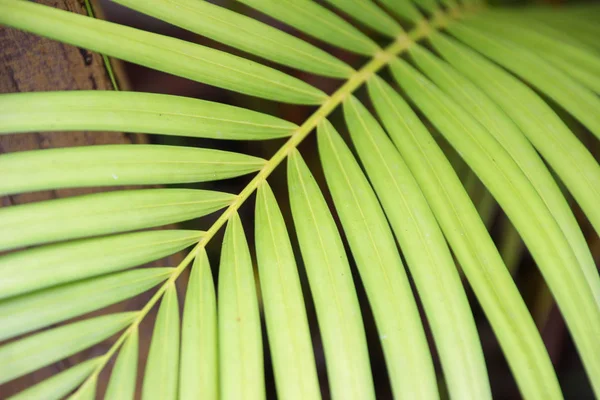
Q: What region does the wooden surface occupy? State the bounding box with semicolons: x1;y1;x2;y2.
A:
0;1;184;397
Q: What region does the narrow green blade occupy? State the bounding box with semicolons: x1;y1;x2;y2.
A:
255;182;321;400
447;21;600;139
429;31;600;258
287;150;375;400
0;144;265;195
68;376;96;400
377;0;423;23
366;78;563;399
218;213;264;400
410;0;438;14
142;283;180;400
0;268;171;341
318;118;440;399
0;312;136;385
323;0;403;37
390;58;600;396
114;0;353;78
0;91;298;139
105;328;138;400
8;358;101;400
0;0;326;104
0;189;232;251
0;230;201;299
237;0;379;55
463;12;600;93
180;249;218;400
409;43;599;310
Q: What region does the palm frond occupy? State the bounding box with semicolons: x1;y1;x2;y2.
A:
1;0;599;398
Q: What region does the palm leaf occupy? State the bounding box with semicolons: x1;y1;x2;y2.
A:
1;0;599;398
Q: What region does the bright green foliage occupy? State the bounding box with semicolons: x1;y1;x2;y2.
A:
0;0;326;104
0;144;264;195
1;0;599;399
237;0;380;55
218;213;264;400
114;0;353;78
0;313;136;385
338;100;488;400
0;268;171;341
0;91;298;139
142;283;180;400
0;230;201;299
323;0;403;37
255;182;321;400
105;328;138;400
8;358;101;400
288;150;375;400
0;189;232;250
179;249;218;400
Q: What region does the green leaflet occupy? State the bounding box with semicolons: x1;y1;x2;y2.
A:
287;150;375;400
0;189;232;251
0;230;201;299
218;213;264;400
8;358;101;400
0;144;265;195
317;118;439;400
106;327;138;400
0;91;298;139
342;97;495;398
0;268;172;341
410;0;438;14
367;76;562;399
409;43;600;310
0;0;325;104
0;312;136;385
377;0;423;23
323;0;403;37
390;58;600;396
429;31;600;261
69;376;96;400
180;249;217;400
462;13;600;93
525;8;600;52
255;182;321;400
447;21;600;140
114;0;353;78
237;0;379;55
142;283;180;400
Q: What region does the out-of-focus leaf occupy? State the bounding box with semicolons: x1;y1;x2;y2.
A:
237;0;379;55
